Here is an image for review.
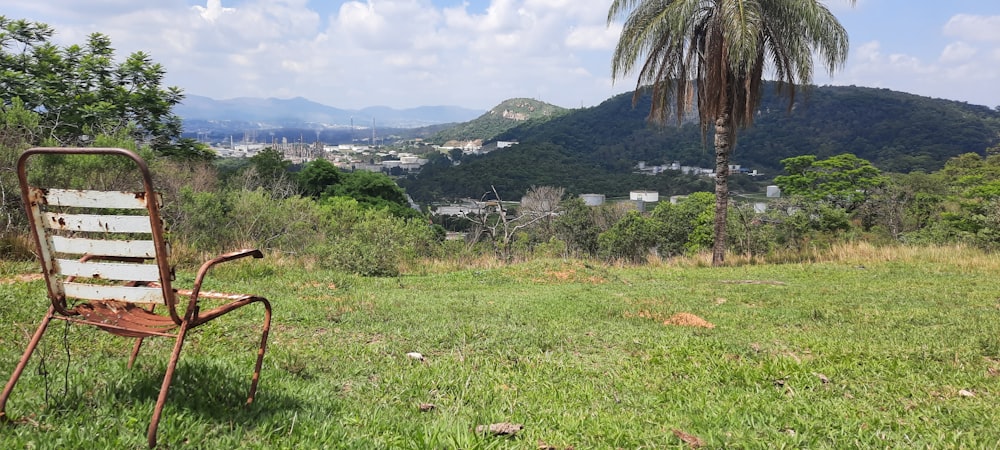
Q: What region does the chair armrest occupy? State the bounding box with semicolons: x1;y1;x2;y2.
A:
184;249;264;314
201;249;264;269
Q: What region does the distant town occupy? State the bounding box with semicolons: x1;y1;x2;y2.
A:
210;131;761;182
210;131;523;175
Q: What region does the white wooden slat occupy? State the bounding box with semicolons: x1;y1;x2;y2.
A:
42;188;160;209
63;282;166;304
56;258;162;282
42;212;153;233
50;236;157;258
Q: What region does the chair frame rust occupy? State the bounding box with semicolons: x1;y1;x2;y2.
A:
0;147;272;448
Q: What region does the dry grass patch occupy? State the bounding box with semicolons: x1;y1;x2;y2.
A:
0;273;42;284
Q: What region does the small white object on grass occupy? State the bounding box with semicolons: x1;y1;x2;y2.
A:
406;352;425;361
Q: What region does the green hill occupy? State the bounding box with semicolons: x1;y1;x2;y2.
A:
431;98;569;144
401;84;1000;203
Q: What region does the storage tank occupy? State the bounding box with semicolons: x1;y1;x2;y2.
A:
580;194;605;206
629;191;659;202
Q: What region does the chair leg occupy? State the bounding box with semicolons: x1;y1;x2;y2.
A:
1;306;56;421
128;305;154;369
128;337;145;369
146;322;190;449
246;298;272;405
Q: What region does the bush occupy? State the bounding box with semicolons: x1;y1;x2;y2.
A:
650;191;715;256
598;211;662;262
315;197;437;276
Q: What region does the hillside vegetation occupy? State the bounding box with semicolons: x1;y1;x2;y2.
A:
431;98;569;144
402;84;1000;202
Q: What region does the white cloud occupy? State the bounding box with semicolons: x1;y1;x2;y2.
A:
40;0;1000;110
4;0;630;109
943;14;1000;42
940;41;977;63
566;24;621;51
817;32;1000;108
193;0;235;23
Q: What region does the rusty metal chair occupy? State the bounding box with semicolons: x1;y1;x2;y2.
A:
0;147;272;447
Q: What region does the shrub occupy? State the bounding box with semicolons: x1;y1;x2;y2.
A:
315;197;437;276
650;191;715;256
598;211;662;262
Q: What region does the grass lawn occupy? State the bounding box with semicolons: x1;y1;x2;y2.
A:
2;245;1000;448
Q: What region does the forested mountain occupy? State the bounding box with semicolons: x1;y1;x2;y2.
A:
401;84;1000;202
430;98;569;144
735;85;1000;173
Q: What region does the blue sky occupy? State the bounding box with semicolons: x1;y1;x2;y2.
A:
4;0;999;111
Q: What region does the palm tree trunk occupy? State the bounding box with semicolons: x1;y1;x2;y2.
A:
712;112;732;266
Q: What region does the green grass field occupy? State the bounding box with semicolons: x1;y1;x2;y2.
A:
2;245;1000;448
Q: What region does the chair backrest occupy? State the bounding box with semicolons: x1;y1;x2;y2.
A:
17;148;177;319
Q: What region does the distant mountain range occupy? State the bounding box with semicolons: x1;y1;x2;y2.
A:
176;95;484;128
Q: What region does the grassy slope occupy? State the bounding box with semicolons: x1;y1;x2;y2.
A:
1;247;1000;448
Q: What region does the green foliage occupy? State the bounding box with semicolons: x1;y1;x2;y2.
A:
598;211;662;262
407;85;1000;203
158;137;216;161
774;153;887;212
175;188;230;250
431;98;568;143
0;17;184;150
315;197;434;276
898;153;1000;249
247;148;292;185
0;98;40;149
401;140;715;203
553;198;601;256
327;170;420;219
759;197;852;251
296;158;341;198
0;99;40;236
650;192;715;256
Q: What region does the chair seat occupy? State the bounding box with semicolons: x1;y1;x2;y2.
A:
72;301;178;338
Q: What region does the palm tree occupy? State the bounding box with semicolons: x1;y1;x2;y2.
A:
608;0;855;265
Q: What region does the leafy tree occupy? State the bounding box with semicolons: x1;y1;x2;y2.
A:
297;158;341;198
328;170;419;219
245;148;292;187
903;152;1000;248
158;138;216;161
773;153;887;212
0;16;183;151
608;0;854;265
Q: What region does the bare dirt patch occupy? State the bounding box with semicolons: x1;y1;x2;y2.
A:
625;310;716;329
663;312;715;329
